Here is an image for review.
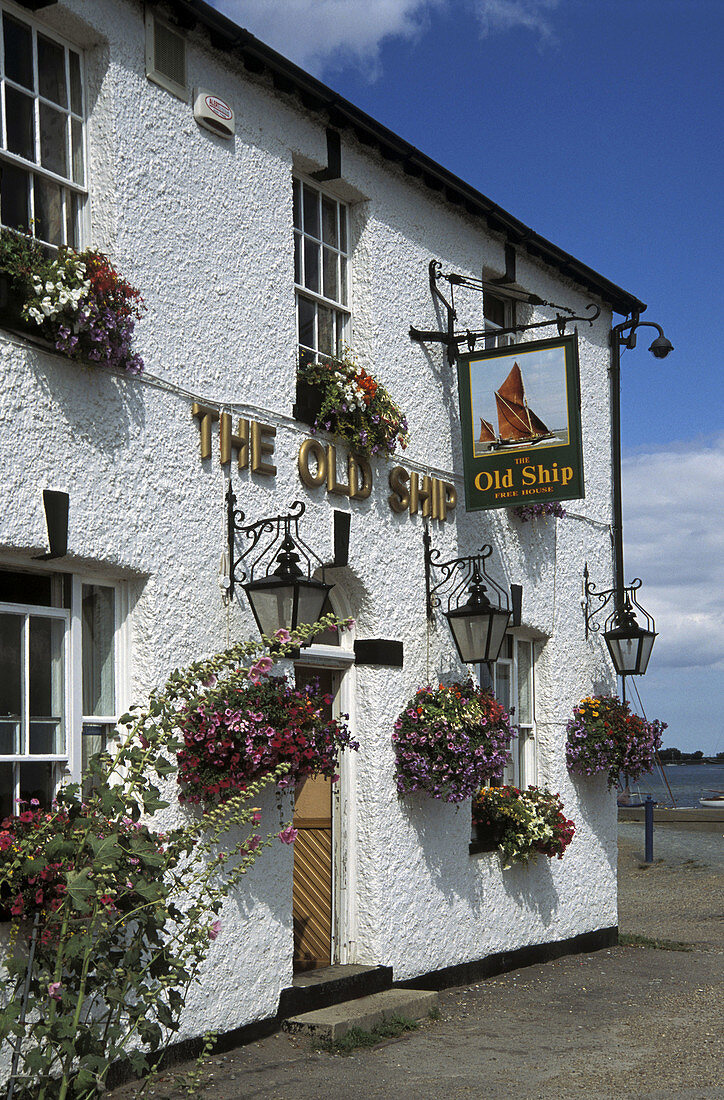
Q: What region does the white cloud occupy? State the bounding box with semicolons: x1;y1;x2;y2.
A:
622;434;724;671
210;1;561;75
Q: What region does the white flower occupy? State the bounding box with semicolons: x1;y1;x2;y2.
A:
27;307;43;324
45;280;55;293
40;298;54;316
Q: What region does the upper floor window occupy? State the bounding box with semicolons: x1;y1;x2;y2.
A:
480;634;537;788
0;4;85;248
293;177;349;366
0;569;121;817
483;290;514;349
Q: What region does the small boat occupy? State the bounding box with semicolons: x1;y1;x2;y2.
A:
478;363;555;450
699;791;724;808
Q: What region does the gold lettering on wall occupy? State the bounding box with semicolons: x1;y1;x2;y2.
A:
193;404;275;476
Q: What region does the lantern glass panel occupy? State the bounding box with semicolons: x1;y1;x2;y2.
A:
245;581;296;637
294;579;331;632
447;606;510;665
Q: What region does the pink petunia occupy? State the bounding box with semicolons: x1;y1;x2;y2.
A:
277;826;298;845
208;919;222;941
274;629;292;644
48;982;62;1001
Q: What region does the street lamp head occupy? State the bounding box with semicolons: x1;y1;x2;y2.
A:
648;334;674;359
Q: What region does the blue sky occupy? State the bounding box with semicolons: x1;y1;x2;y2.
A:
212;0;723;754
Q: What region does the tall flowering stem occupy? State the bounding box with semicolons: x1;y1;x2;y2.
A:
0;614;349;1098
472;785;576;868
566;694;666;788
393;682;512;803
298;347;409;457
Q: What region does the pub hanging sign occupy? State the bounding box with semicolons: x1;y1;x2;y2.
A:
456;333;585;511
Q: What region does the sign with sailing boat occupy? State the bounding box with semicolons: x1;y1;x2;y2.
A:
456;333;584;511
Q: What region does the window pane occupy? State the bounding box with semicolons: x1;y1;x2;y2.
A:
495;661;512;714
303;237;319;293
0;571;52;606
0;161;30;230
339;256;347;306
81;722;107;796
69;51;82;114
302;184;319;238
3;15;33;91
292;177;301;230
5;86;35;161
20;761;55;809
71;117;83;184
66;188;79;248
0;613;22;752
293;230;301;284
40;101;67;177
321;197;337;246
82;585;115;716
34;174;63;245
485;294;506;329
517;642;533;725
339;206;347;253
298;295;315;352
0;764;13;818
29;617;64;754
323;246;337;301
38;35;67;108
317;304;333;356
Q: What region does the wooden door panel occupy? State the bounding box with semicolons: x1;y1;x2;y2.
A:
293;825;332;969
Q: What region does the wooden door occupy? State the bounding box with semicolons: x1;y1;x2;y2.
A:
292;667;335;971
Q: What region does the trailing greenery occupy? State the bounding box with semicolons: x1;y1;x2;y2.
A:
0;616;344;1099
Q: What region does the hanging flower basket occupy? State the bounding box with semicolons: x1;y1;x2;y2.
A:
177;664;358;805
566;694;666;788
510;502;566;522
295;348;409;457
472;785;576;867
0;229;145;373
393;682;512;803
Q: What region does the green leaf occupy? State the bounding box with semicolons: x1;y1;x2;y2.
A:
88;832;122;866
65;867;94;912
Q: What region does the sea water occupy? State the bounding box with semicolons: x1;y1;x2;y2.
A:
624;762;724;808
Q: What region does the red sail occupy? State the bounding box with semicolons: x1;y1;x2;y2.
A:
479;418;496;443
495;363;550;441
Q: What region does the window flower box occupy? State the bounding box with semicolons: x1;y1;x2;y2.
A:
295;349;409;458
472;785;576;866
0;229;145;373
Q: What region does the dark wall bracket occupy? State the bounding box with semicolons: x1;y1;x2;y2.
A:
35;490;69;560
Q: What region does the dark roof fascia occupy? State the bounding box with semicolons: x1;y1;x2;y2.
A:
160;0;645;317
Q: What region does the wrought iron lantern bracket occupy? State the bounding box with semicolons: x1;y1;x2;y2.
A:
424;527;509;621
582;564;655;642
225;482;326;601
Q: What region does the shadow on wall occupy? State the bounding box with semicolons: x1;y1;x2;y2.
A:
568;770;618;878
399;793;485;918
30;349;146;454
499;854;561;928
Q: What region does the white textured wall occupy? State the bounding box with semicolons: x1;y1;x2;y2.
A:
0;0;620;1041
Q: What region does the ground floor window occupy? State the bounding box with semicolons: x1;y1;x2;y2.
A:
0;569;121;816
479;634;537;788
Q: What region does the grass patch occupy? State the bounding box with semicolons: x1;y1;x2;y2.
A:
313;1013;420;1055
619;932;693;952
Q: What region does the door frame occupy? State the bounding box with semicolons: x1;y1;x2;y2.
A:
294;641;356;965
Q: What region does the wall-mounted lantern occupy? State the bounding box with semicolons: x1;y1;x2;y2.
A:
226;484;332;637
583;314;671;680
424;528;515;666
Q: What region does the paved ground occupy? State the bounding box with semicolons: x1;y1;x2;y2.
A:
111;823;723;1099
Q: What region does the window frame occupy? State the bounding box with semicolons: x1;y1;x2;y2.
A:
0;571;125;815
293;175;350;364
479;634;537;790
0;0;87;248
483;290;515;349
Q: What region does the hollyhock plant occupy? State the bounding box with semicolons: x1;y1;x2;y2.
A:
21;247;145;373
472;785;576;867
566;694;666;788
176;670;358;806
298;347;409;457
393;682;512;803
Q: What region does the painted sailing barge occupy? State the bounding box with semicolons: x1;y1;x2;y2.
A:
479;363;554;449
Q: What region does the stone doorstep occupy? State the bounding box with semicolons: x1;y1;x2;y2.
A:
282;988;438;1042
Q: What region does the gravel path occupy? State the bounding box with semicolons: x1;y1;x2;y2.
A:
109;826;724;1100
